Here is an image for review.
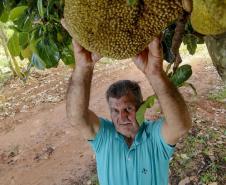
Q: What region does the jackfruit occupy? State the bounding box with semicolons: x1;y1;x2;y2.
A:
191;0;226;35
64;0;183;59
205;0;226;28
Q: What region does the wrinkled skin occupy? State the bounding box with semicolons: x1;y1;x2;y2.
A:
108;92;139;144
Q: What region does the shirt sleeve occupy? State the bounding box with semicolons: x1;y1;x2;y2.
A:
146;118;175;160
88;117;114;153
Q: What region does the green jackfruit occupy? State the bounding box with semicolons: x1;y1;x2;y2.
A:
64;0;183;59
205;0;226;28
191;0;226;35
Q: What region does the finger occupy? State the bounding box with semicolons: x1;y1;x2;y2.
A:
133;50;146;67
159;32;163;42
148;37;163;58
133;54;141;66
72;40;84;53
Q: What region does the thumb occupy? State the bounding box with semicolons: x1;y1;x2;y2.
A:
148;37;163;58
72;40;84;54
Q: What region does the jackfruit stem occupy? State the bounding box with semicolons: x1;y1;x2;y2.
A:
172;11;189;73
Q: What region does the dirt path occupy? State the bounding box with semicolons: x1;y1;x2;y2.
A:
0;56;225;185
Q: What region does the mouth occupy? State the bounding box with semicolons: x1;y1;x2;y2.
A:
119;122;132;126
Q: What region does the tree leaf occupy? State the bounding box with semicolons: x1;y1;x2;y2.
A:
7;32;21;56
61;47;75;65
9;6;28;21
15;12;33;32
136;95;156;126
0;2;4;18
31;53;46;70
162;23;176;63
36;37;60;68
170;64;192;87
0;9;9;23
19;32;29;49
37;0;44;18
182;34;204;55
21;46;32;59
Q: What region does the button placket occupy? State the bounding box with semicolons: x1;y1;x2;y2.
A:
127;148;135;161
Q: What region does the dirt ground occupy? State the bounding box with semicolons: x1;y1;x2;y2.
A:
0;55;225;185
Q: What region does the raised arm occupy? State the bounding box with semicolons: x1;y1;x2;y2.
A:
66;40;101;140
133;37;192;145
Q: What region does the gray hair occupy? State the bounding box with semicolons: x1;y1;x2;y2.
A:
106;80;143;109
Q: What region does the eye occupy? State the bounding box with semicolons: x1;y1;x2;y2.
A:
111;108;119;114
126;106;134;113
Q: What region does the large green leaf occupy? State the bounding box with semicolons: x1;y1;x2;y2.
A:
170;64;192;87
136;95;156;126
9;6;28;21
15;12;32;32
37;0;44;18
19;32;29;49
183;34;204;55
31;53;46;70
162;24;176;63
36;37;60;68
7;32;21;56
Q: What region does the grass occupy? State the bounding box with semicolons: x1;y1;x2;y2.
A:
169;119;226;184
208;86;226;102
89;174;99;185
200;163;218;184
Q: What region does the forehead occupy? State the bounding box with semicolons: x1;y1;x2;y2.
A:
108;93;136;108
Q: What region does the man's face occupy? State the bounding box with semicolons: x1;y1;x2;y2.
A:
108;92;139;138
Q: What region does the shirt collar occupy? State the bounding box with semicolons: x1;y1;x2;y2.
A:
114;122;148;146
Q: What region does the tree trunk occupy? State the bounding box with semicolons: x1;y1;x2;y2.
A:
204;33;226;83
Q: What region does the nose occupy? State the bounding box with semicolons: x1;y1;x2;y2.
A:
119;110;128;122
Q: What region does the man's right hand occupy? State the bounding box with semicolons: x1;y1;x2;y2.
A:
61;19;101;69
72;40;101;68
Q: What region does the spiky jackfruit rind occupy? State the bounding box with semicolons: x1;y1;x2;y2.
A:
64;0;183;59
191;0;226;35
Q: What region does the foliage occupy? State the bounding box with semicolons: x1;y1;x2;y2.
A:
162;23;176;63
136;95;156;125
170;64;192;87
136;64;195;124
90;174;99;185
0;0;74;79
162;20;205;63
208;86;226;103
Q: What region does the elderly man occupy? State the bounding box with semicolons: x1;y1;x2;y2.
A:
66;36;192;185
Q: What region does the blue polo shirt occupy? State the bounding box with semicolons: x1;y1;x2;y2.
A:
89;117;175;185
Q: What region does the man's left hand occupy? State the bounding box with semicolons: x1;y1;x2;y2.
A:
133;36;163;77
